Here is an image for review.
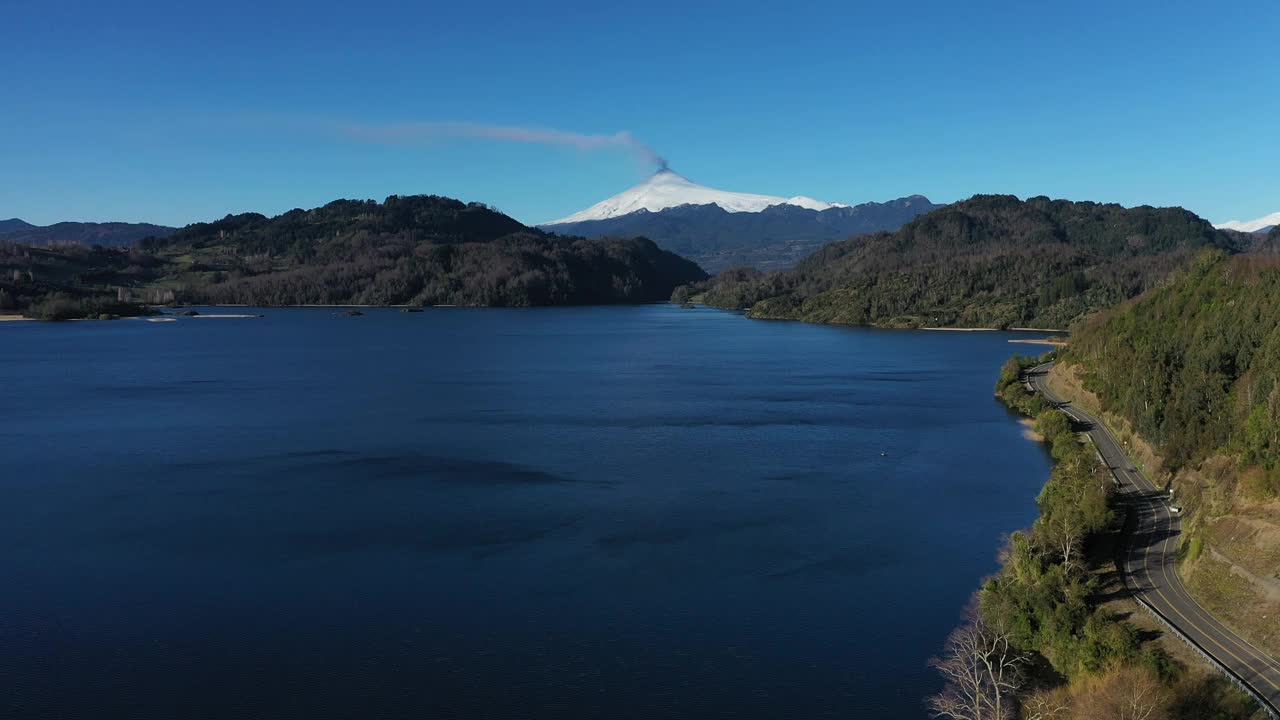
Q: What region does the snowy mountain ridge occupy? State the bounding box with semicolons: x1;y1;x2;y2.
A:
1215;211;1280;233
544;168;848;225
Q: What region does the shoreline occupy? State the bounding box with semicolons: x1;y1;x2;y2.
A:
193;303;450;308
921;326;1067;333
1008;338;1068;346
1017;362;1280;715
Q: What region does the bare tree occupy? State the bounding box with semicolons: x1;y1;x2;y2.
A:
1021;690;1070;720
1044;509;1083;573
928;617;1028;720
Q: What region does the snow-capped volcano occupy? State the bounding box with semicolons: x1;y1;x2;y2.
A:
1216;211;1280;233
544;168;846;225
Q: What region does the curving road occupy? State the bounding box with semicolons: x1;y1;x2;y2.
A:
1027;363;1280;717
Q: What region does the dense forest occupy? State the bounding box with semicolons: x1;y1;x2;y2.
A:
1059;253;1280;658
951;249;1280;718
0;195;706;318
678;195;1247;329
1068;250;1280;483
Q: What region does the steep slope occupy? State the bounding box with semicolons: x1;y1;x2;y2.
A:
1064;251;1280;659
684;194;1241;329
0;220;176;247
546;194;942;272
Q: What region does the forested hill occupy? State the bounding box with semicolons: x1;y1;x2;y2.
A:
1064;250;1280;659
680;194;1243;329
142;195;528;255
1265;224;1280;249
1068;250;1280;475
1;195;707;318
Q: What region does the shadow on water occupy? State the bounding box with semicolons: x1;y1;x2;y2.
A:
167;450;599;487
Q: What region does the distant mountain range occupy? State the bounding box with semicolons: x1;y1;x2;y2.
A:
1215;211;1279;234
540;170;942;272
0;218;176;247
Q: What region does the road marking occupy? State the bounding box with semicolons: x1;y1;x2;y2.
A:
1093;406;1280;687
1119;452;1280;692
1096;414;1280;681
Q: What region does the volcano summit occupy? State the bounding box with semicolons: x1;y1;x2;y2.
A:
541;169;941;272
543;168;847;224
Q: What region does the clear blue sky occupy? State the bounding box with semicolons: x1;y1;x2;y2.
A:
4;0;1277;227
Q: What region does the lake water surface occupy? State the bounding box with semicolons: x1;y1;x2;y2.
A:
0;305;1051;719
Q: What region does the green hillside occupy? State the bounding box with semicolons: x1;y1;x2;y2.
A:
1;195;707;318
682;195;1241;329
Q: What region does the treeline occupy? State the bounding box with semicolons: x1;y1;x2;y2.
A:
1068;250;1280;493
140;195;529;258
2;195;707;317
930;355;1260;719
988;360;1140;677
679;195;1245;329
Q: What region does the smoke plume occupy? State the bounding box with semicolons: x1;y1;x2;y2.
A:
345;122;666;170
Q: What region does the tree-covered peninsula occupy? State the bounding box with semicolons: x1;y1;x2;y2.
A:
0;195;707;318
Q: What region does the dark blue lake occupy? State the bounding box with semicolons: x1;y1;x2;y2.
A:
0;305;1051;719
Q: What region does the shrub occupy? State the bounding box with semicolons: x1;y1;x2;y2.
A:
1185;534;1204;564
25;295;87;321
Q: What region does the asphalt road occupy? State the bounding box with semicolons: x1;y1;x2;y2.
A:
1028;363;1280;716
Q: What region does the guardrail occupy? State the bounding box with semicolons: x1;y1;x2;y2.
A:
1130;584;1279;719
